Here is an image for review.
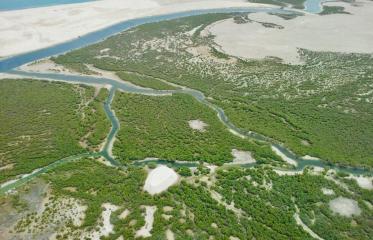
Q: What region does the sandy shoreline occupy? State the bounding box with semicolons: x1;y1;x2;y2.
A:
0;0;272;58
208;0;373;64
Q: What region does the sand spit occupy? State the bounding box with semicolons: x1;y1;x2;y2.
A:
229;149;256;164
0;0;271;57
271;146;297;166
208;0;373;64
294;205;324;240
188;119;208;132
136;206;157;238
144;165;179;195
19;59;71;73
329;197;361;217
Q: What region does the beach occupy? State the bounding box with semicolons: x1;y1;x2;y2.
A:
0;0;269;58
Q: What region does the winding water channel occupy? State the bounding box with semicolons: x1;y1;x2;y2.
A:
0;4;370;194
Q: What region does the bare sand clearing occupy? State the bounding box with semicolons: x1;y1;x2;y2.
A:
347;175;373;190
84;203;119;240
329;197;361;217
20;59;71;73
302;155;320;161
229;149;256;164
119;209;130;220
166;229;175;240
208;0;373;64
188;119;208;132
144;165;179;195
321;188;335;195
136;206;157;238
273;169;303;176
0;0;270;57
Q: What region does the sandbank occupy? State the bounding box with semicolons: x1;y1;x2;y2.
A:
0;0;270;57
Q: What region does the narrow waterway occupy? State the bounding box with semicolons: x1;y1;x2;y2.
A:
100;87;121;166
0;7;295;72
0;4;370;195
7;69;372;177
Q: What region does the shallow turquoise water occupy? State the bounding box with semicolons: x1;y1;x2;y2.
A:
0;0;95;11
304;0;325;13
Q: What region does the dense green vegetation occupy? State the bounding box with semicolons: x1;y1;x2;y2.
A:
0;80;110;184
112;92;279;165
320;5;350;15
54;13;373;168
213;167;373;239
116;71;178;90
5;157;372;239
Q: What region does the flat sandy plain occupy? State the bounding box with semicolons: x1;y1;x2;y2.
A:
208;0;373;64
0;0;270;58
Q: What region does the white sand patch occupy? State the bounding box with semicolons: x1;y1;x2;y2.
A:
84;203;119;240
229;129;246;139
309;166;324;175
363;200;373;210
144;165;179;195
329;197;361;217
19;59;70;73
16;196;87;238
188;119;208;132
136;206;157;238
85;64;123;82
205;164;218;174
271;146;298;166
0;164;14;171
321;188;335;195
163;206;173;212
346;175;373;190
101;203;119;236
0;0;270;57
63;199;87;227
166;229;175;240
185;24;203;36
230;237;240;240
0;73;28;79
229;149;256;164
302;155;320;161
273;169;303;176
0;179;18;189
119;209;130;220
210;190;244;216
100;48;111;54
208;1;373;64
